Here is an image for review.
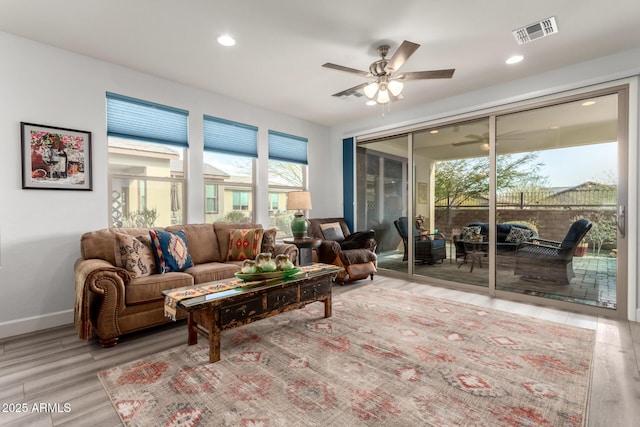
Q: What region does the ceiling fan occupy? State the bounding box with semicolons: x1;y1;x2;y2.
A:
322;40;455;104
452;131;524;148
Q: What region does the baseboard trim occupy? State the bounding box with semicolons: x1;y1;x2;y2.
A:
0;310;73;340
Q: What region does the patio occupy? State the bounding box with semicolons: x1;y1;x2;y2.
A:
376;246;617;309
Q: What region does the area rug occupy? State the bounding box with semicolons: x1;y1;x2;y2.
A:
98;286;594;426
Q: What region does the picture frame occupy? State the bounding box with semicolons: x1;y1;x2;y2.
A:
21;122;92;190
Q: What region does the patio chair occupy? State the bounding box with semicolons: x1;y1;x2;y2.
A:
394;217;446;264
514;219;592;284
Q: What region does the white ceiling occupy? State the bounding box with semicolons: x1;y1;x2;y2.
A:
1;0;639;127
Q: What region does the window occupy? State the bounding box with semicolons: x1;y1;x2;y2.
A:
268;130;308;238
205;184;218;213
203;115;257;223
107;92;188;228
268;193;279;210
232;191;250;210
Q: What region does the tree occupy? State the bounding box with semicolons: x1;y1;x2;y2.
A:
577;213;617;256
268;160;304;187
434;153;548;211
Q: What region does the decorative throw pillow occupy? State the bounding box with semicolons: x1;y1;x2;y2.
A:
149;229;193;274
227;228;264;261
261;228;278;254
320;222;345;242
114;233;156;278
505;227;534;243
461;226;482;241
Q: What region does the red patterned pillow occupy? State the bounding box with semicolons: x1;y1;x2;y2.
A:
227;228;264;261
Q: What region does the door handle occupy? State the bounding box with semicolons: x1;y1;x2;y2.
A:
617;205;625;238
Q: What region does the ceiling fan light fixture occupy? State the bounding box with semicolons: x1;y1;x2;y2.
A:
377;88;390;104
363;82;379;99
388;80;403;96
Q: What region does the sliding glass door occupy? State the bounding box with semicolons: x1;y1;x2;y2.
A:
495;92;623;310
356;136;409;275
357;85;628;316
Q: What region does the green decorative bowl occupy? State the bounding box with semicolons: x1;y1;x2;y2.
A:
235;268;301;281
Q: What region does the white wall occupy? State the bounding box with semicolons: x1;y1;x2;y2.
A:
0;32;335;338
332;48;640;321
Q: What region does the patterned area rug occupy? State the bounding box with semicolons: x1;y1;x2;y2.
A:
98;286;594;426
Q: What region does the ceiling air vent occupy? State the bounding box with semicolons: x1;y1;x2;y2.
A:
513;17;558;45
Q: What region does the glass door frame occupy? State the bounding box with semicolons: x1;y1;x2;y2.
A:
354;81;633;320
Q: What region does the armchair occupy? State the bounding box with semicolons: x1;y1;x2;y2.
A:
514;219;592;284
394;217;446;264
307;217;377;284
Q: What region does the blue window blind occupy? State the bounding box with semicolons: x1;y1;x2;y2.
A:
106;92;189;147
203;115;258;158
268;130;308;165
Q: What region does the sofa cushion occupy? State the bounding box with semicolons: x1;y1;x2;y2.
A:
125;272;194;305
185;262;240;284
167;223;221;263
149;229;194;273
227;228;264;261
340;248;377;266
114;232;156;278
320;222;345;242
81;227;152;265
261;228;278;254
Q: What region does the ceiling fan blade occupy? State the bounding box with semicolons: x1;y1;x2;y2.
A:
331;82;369;98
385;40;420;73
322;63;371;77
452;140;483;147
396;69;455;80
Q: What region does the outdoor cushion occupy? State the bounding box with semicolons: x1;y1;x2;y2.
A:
505;227;534;243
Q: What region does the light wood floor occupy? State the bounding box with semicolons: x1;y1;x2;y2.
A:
1;275;639;426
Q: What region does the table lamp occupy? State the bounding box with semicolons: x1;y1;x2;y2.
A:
287;191;312;239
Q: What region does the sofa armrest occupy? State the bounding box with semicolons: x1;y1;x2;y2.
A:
272;243;299;265
74;258;131;341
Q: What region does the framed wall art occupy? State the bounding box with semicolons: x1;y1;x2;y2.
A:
21;122;92;190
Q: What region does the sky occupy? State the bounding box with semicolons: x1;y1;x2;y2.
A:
534;142;617;187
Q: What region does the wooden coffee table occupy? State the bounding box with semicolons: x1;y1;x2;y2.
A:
163;263;342;363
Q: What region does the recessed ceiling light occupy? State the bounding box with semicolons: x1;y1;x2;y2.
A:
430;130;439;134
217;35;236;47
582;100;596;106
506;55;524;65
365;100;377;106
549;125;561;130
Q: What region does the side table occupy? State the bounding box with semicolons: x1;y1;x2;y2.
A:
283;238;322;266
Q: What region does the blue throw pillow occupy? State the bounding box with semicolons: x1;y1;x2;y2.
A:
149;229;193;274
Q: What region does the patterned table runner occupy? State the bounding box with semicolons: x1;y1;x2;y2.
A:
163;263;338;320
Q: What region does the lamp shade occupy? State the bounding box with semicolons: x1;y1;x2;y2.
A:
388;80;404;96
363;82;379;99
286;191;312;211
376;88;390;104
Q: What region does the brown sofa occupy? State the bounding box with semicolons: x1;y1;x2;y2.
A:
74;222;297;347
307;217;377;283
